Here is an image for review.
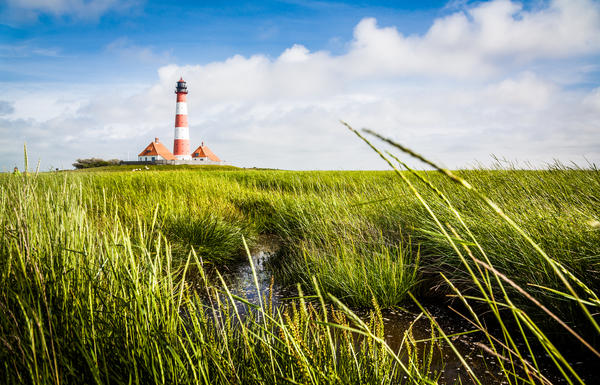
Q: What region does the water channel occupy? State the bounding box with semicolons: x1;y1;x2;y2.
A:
210;244;578;385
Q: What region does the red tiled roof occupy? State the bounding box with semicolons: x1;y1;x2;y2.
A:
138;139;175;160
191;143;221;162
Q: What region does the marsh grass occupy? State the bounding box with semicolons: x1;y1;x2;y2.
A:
164;213;256;263
1;135;599;383
342;122;600;384
281;238;420;308
0;172;443;384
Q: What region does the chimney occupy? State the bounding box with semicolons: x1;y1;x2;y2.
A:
202;141;204;146
155;137;159;143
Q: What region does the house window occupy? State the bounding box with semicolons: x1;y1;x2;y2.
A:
152;157;156;161
194;153;199;157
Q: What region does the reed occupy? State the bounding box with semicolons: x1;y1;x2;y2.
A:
343;122;599;384
0;171;441;384
1;135;598;383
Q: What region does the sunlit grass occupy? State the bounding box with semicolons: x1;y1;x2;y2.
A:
1;136;599;383
0;172;439;384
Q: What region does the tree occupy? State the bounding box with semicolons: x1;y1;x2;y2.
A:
72;158;120;169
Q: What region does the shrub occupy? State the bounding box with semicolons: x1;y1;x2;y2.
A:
72;157;120;169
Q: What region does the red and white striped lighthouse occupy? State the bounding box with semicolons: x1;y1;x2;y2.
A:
173;77;191;160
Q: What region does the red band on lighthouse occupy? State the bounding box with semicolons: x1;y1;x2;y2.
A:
175;115;188;128
173;77;191;160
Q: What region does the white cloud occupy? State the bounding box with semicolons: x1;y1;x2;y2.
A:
0;43;62;58
105;38;174;64
0;101;15;116
4;0;138;21
347;0;600;78
584;87;600;110
484;72;557;109
1;0;599;170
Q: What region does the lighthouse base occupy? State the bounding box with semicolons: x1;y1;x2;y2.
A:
174;155;192;160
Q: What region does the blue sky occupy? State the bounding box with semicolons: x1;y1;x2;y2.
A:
1;0;599;170
1;1;451;83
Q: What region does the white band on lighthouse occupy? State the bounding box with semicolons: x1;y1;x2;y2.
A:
174;126;189;140
176;102;188;115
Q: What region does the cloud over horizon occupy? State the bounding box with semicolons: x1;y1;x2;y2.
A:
1;0;599;170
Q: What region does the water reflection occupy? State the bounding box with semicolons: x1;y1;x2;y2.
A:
218;250;293;311
208;249;571;385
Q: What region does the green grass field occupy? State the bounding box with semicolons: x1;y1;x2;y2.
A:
1;149;599;383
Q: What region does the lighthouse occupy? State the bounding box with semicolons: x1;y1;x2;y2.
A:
134;77;224;165
173;77;191;160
